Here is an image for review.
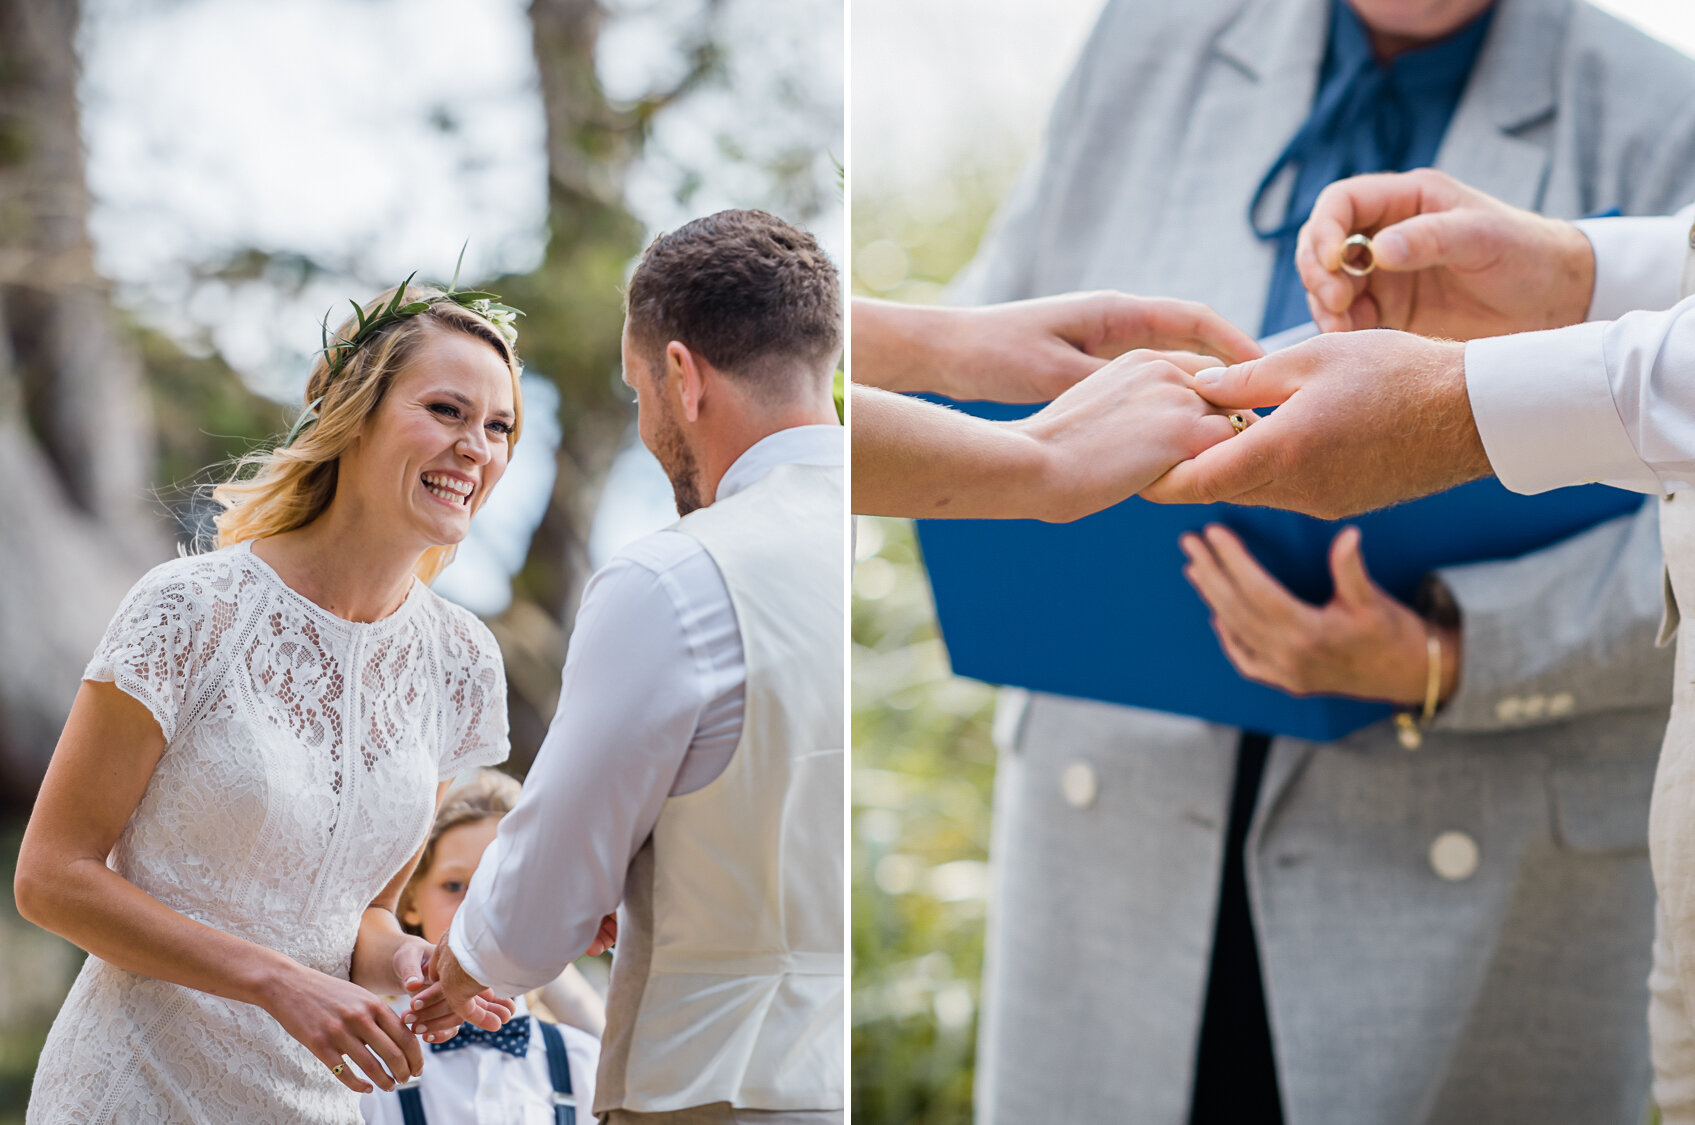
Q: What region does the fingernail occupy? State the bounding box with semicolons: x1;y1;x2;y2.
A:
1375;231;1408;264
1195;366;1225;386
406;977;420;987
411;998;424;1010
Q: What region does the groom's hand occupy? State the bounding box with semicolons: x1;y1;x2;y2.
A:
403;934;516;1043
1297;168;1594;339
584;913;617;957
1144;331;1490;518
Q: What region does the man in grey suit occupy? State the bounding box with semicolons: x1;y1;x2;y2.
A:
945;1;1695;1122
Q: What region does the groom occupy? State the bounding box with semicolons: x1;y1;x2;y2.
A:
415;209;845;1124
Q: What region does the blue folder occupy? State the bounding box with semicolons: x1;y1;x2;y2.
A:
912;389;1645;742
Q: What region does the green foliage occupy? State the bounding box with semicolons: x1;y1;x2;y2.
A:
850;164;1020;1124
137;323;293;529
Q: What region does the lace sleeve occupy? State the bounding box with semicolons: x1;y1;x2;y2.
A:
82;560;216;744
440;610;510;780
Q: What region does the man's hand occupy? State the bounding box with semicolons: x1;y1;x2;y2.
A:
1144;331;1490;518
1180;524;1460;704
584;913;617;957
1297;168;1595;339
402;934;516;1044
853;292;1263;402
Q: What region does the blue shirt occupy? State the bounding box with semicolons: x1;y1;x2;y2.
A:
1254;0;1494;334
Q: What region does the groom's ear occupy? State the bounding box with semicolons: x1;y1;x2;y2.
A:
668;340;707;424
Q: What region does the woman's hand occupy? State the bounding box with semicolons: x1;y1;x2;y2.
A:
256;963;423;1094
403;935;516;1042
852;292;1263;402
1179;524;1460;704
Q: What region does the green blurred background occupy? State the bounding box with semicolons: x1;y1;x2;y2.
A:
849;167;1005;1125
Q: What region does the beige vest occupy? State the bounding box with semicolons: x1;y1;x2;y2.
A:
1647;219;1695;1122
1657;221;1695;646
594;461;845;1115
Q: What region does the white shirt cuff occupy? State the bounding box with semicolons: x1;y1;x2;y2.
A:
1466;324;1645;495
447;910;519;1001
1576;213;1689;321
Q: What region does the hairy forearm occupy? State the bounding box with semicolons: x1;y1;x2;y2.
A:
849;383;1052;518
15;852;302;1011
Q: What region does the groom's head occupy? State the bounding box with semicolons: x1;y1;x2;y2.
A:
622;209;840;515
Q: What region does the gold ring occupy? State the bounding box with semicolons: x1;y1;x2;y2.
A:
331;1063;345;1076
1229;413;1249;434
1340;232;1376;277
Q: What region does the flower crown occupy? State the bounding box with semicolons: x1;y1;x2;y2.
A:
284;249;524;447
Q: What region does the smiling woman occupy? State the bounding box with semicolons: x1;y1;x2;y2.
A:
12;281;527;1123
213;285;525;587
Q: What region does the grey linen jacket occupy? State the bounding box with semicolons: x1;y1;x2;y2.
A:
948;1;1695;1122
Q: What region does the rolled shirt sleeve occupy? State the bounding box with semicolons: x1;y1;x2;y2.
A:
449;540;734;997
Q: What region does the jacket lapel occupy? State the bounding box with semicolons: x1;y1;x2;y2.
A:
1433;0;1565;211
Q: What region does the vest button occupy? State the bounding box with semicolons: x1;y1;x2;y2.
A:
1430;831;1480;882
1060;761;1098;809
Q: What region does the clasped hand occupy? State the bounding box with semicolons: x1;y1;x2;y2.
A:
399;914;618;1042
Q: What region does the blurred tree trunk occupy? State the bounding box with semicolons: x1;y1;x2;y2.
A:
493;0;720;771
0;0;168;803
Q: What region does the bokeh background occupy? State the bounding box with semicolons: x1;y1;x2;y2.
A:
849;2;1695;1122
0;0;840;1117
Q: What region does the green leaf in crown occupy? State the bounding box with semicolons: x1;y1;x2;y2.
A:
318;245;526;380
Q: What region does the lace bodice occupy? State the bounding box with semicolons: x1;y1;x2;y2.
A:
28;543;509;1125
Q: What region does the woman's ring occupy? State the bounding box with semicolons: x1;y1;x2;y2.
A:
1340;233;1376;277
331;1062;345;1076
1229;413;1249;435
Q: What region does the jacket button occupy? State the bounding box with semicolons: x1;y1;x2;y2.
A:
1430;831;1480;882
1060;761;1098;809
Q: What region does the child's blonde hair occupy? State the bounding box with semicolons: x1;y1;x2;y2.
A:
398;769;523;935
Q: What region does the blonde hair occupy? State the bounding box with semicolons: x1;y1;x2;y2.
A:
398;768;523;935
212;284;524;583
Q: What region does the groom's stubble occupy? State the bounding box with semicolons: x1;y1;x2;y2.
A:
650;392;704;516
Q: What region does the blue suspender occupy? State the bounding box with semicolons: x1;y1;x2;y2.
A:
393;1021;575;1125
538;1020;577;1125
396;1085;427;1125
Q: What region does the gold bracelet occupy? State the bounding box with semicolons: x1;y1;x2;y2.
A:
1394;623;1443;750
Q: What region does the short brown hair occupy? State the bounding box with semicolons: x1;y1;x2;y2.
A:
625;209;841;397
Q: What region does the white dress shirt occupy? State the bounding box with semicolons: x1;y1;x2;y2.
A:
449;425;844;997
1469;203;1695;496
360;1000;599;1125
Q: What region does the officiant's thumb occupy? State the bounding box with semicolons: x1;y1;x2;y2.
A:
1191;355;1296;411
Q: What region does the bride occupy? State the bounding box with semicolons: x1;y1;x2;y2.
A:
16;282;523;1124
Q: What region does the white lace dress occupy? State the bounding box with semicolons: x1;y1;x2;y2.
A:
27;542;509;1125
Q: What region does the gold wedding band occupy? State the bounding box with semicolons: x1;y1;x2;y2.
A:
331;1063;345;1076
1229;413;1249;435
1340;233;1376;277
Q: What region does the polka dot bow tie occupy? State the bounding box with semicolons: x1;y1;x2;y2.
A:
429;1014;531;1058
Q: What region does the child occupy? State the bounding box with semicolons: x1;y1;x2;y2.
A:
362;770;602;1125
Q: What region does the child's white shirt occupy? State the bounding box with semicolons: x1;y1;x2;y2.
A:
360;998;599;1125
